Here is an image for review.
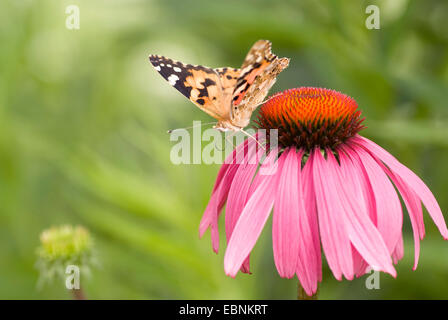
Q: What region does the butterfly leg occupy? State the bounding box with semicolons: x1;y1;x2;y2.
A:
240;128;266;151
215;130;237;152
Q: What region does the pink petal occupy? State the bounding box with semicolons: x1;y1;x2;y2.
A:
336;148;374;277
392;234;404;265
224;149;280;277
226;143;265;242
301;156;322;282
329;150;396;277
311;149;354;280
273;149;300;278
295;150;320;294
360;151;423;269
199;138;253;253
199;163;239;253
383;170;423;270
352;247;369;278
353;135;448;240
343;145;403;254
225;142;265;273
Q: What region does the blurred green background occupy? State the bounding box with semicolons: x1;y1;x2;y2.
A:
1;0;448;299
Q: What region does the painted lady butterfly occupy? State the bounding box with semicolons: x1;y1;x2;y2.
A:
149;40;289;132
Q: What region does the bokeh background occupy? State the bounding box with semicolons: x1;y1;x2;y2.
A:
1;0;448;299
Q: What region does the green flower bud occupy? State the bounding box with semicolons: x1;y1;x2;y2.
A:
36;225;97;289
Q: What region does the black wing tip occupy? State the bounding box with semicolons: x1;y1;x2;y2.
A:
148;55;178;67
149;55;156;66
149;54;159;63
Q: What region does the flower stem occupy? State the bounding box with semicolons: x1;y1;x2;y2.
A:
72;287;86;300
297;283;319;300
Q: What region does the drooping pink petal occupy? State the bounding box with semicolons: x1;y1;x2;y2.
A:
226;142;265;242
247;148;277;197
301;155;322;282
337;148;374;277
392;234;404;265
311;148;354;280
240;157;268;273
200;139;248;233
294;150;320;295
224;135;253;166
339;146;401;276
402;177;425;240
225;142;265;273
346;138;423;268
329;150;396;277
352;247;369;278
383;170;423;270
273;149;300;278
353;135;448;240
237;165;266;274
224;148;280;277
379;163;425;240
343;145;403;254
239;168;266;271
199;138;252;253
198;163;238;253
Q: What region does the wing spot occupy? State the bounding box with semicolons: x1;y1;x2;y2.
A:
202;78;216;86
168;74;179;86
173;67;182;72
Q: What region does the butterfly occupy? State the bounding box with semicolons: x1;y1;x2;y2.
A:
149;40;289;132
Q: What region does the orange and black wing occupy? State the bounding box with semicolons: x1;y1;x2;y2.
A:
149;55;238;121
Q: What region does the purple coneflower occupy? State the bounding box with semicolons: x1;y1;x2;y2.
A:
199;87;448;297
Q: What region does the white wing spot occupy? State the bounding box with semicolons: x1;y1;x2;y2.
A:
168;74;179;86
167;64;172;67
160;63;165;67
173;67;182;72
154;66;161;71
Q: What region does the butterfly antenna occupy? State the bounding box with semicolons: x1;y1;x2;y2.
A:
167;121;217;133
240;128;266;151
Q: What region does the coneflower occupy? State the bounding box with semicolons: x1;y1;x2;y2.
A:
199;87;448;297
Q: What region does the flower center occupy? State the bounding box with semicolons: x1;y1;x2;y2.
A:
255;87;365;150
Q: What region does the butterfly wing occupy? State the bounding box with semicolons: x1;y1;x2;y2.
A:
231;40;277;107
213;67;240;118
149;40;288;130
241;40;277;69
149;55;237;120
230;41;289;128
234;58;290;124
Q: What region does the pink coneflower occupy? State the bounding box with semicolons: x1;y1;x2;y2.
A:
199;87;448;297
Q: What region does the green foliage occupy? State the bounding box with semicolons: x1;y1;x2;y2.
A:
0;0;447;299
